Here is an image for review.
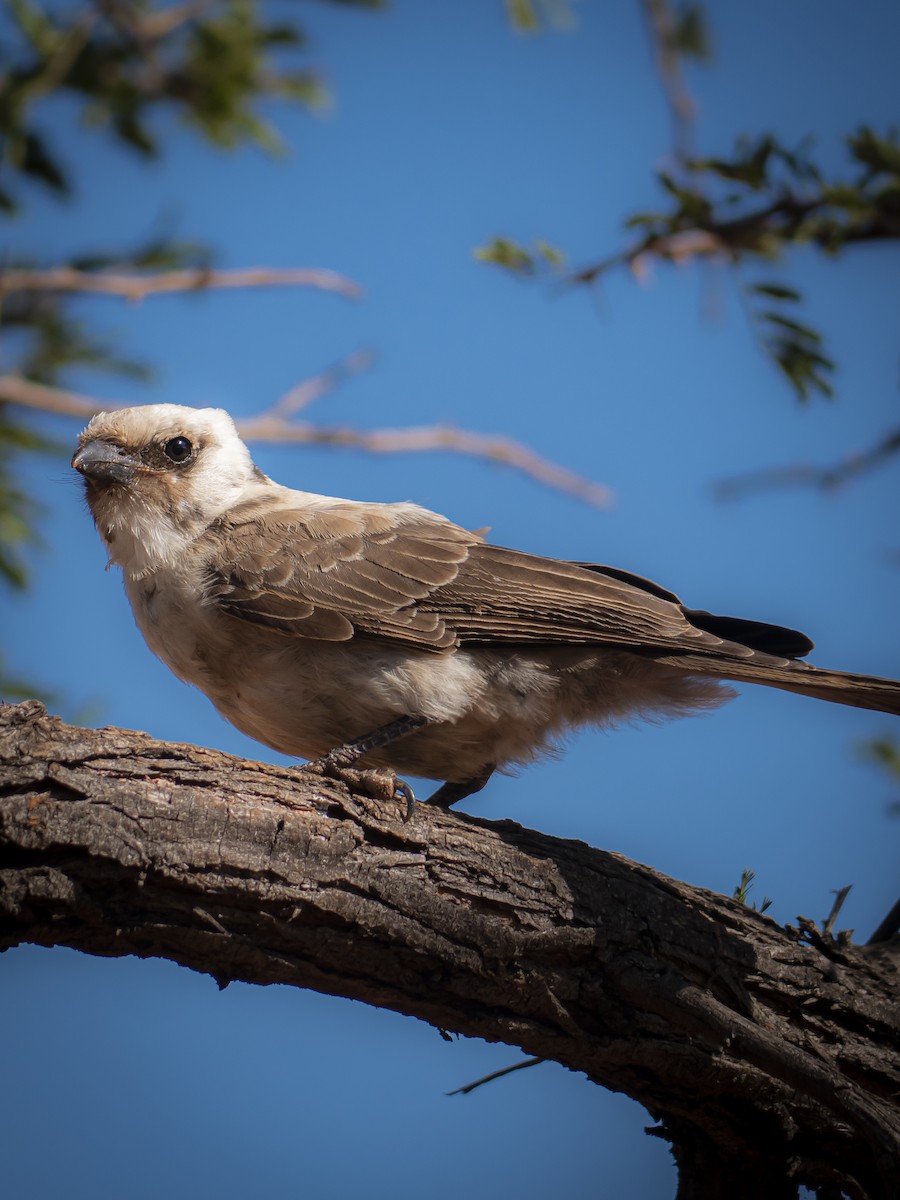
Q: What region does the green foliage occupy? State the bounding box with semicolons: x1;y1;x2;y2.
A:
504;127;900;402
732;868;773;914
0;403;54;591
0;0;370;211
859;736;900;816
504;0;579;33
1;233;213;384
0;1;385;701
747;286;835;402
474;236;567;276
672;3;710;62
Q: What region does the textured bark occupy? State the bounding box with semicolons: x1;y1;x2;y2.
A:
1;701;898;1198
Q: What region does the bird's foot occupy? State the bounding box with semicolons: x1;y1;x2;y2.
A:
305;755;417;818
304;715;429;818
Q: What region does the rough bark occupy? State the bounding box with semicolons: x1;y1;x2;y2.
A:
1;701;898;1199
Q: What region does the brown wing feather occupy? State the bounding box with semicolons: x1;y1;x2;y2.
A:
427;543;746;655
203;498;477;649
200;495;785;664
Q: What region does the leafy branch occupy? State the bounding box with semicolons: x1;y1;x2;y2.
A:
0;0;383;212
480;128;900;403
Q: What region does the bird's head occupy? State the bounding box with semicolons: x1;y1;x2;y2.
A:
73;404;265;577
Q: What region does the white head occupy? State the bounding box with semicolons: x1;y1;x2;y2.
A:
72;404;266;577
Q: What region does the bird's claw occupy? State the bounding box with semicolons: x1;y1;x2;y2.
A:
306;755;416;817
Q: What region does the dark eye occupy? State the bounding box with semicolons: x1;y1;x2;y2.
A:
164;436;193;463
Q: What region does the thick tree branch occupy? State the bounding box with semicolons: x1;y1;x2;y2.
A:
0;702;897;1198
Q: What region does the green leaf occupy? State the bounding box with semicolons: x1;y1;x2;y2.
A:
474;237;536;275
535;239;566;267
849;126;900;178
505;0;540;32
762;312;823;343
674;4;711;62
749;282;802;302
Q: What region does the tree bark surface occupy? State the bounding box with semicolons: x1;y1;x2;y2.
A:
1;701;897;1198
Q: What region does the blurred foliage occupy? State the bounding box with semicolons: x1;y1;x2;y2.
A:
484;127;900;403
0;0;383;212
474;236;566;275
504;0;580;33
859;736;900;816
669;2;710;62
0;0;383;698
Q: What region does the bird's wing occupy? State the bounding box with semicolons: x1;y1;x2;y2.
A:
202;496;478;650
202;493;787;662
430;542;740;654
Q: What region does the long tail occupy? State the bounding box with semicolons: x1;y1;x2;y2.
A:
653;654;900;717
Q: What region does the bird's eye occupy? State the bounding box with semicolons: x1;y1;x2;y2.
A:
164;436;193;463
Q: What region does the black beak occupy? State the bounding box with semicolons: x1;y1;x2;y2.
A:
72;439;139;485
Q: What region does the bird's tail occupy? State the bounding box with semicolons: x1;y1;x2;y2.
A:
653;654;900;717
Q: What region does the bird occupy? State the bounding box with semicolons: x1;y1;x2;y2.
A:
73;403;900;811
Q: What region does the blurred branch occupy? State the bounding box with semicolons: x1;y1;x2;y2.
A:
714;426;900;501
0;266;362;301
0;372;614;506
101;0;221;41
482;111;900;407
267;348;375;418
640;0;701;160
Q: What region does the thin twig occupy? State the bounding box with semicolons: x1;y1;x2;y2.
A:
640;0;697;161
0;374;614;506
713;427;900;501
447;1057;545;1097
134;0;220;40
237;416;614;506
0;266;362;301
0;374;100;419
18;9;97;107
269;349;375;419
822;887;853;938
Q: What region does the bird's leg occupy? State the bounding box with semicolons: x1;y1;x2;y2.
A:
307;714;432;813
427;765;496;809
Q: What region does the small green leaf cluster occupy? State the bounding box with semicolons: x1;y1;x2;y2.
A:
732;868;773;913
474;236;567;277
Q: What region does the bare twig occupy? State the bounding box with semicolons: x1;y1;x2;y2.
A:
0;373;614;506
0;374;100;420
569;228;730;288
822;886;853;938
713;427;900;501
269;349;376;419
0;266;362;302
18;9;98;107
134;0;220;40
640;0;697;161
447;1056;544;1096
237;416;614;506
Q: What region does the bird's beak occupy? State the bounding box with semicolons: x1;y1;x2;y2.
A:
72;439;140;485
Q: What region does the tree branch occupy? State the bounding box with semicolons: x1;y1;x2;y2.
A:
0;374;614;506
713;426;900;500
640;0;698;160
0;266;362;301
1;701;897;1198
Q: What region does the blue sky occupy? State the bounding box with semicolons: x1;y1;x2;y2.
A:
2;3;899;1197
